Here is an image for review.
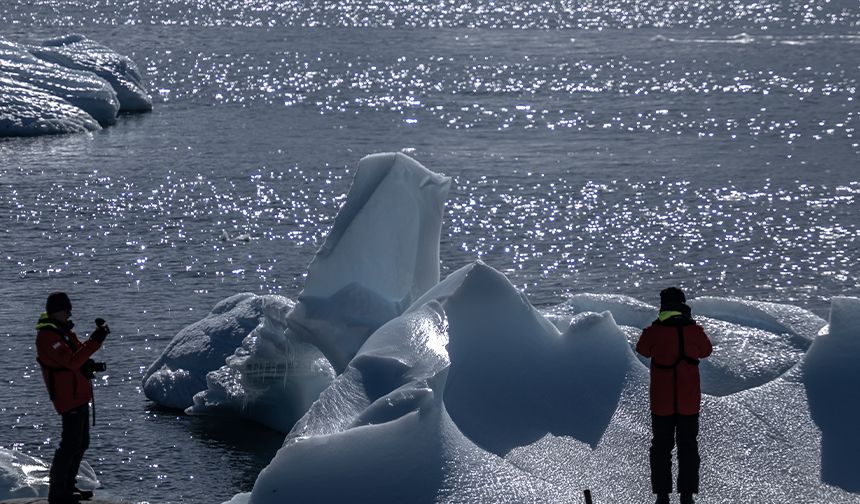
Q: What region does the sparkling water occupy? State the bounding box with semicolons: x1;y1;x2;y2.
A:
1;1;858;502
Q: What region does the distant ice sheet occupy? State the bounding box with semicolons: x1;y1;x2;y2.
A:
0;34;150;137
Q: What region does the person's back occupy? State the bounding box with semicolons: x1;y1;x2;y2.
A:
636;287;712;504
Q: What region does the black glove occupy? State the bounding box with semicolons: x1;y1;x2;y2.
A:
90;320;110;343
81;359;96;379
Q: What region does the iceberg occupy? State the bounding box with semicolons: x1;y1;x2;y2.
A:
0;35;150;137
246;262;597;503
0;448;98;500
239;268;858;503
150;153;452;432
31;35;152;113
803;297;860;492
141;153;857;503
287;152;452;373
0;76;102;136
142;294;295;410
0;38;119;126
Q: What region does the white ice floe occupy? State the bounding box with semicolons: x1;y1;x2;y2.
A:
139;152;858;503
32;34;152;112
0;34;150;136
0;448;98;500
803;296;860;492
0;76;102;135
142;293;295;410
155;153;451;432
287;152;452;373
239;266;858;503
0;38;119;126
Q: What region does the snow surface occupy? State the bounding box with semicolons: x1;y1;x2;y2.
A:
0;448;98;500
0;35;150;136
139;153;858;503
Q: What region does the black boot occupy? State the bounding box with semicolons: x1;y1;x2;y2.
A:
655;494;670;504
74;487;94;501
680;493;695;504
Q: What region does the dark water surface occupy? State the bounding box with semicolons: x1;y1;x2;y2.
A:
1;4;858;502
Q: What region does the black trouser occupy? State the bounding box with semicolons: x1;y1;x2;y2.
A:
49;404;90;501
650;413;700;495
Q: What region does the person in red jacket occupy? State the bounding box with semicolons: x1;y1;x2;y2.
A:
636;287;712;504
36;292;109;504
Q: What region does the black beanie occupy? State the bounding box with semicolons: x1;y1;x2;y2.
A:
659;287;686;310
46;292;72;314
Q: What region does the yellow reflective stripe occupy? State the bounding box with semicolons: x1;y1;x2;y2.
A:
35;312;59;331
658;310;683;322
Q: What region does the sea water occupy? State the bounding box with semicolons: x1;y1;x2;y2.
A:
0;1;858;502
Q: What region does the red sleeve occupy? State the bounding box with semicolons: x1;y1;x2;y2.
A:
694;325;713;359
36;330;102;371
636;327;654;357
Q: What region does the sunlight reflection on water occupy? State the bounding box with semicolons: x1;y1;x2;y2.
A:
0;2;858;501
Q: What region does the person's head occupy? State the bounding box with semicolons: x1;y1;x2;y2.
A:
46;291;72;321
659;287;686;312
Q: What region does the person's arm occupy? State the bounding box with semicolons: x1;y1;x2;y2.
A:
695;325;713;359
636;327;654;357
36;331;102;371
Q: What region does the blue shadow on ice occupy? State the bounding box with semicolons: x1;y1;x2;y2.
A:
802;297;860;493
442;262;630;454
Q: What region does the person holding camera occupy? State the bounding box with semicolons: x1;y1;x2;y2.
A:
36;292;110;504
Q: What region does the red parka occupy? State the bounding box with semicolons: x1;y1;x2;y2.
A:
35;314;102;414
636;312;712;416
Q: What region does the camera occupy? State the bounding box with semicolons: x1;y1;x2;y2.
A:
82;359;107;379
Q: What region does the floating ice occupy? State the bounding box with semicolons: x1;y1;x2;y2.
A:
32;35;152;113
142;293;294;410
166;153;451;431
0;76;102;136
0;34;150;137
288;152;452;373
0;38;119;126
542;293;657;330
248;263;594;503
215;156;859;503
0;448;98;500
803;296;860;492
185;299;336;432
238;267;859;503
133;153;858;502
